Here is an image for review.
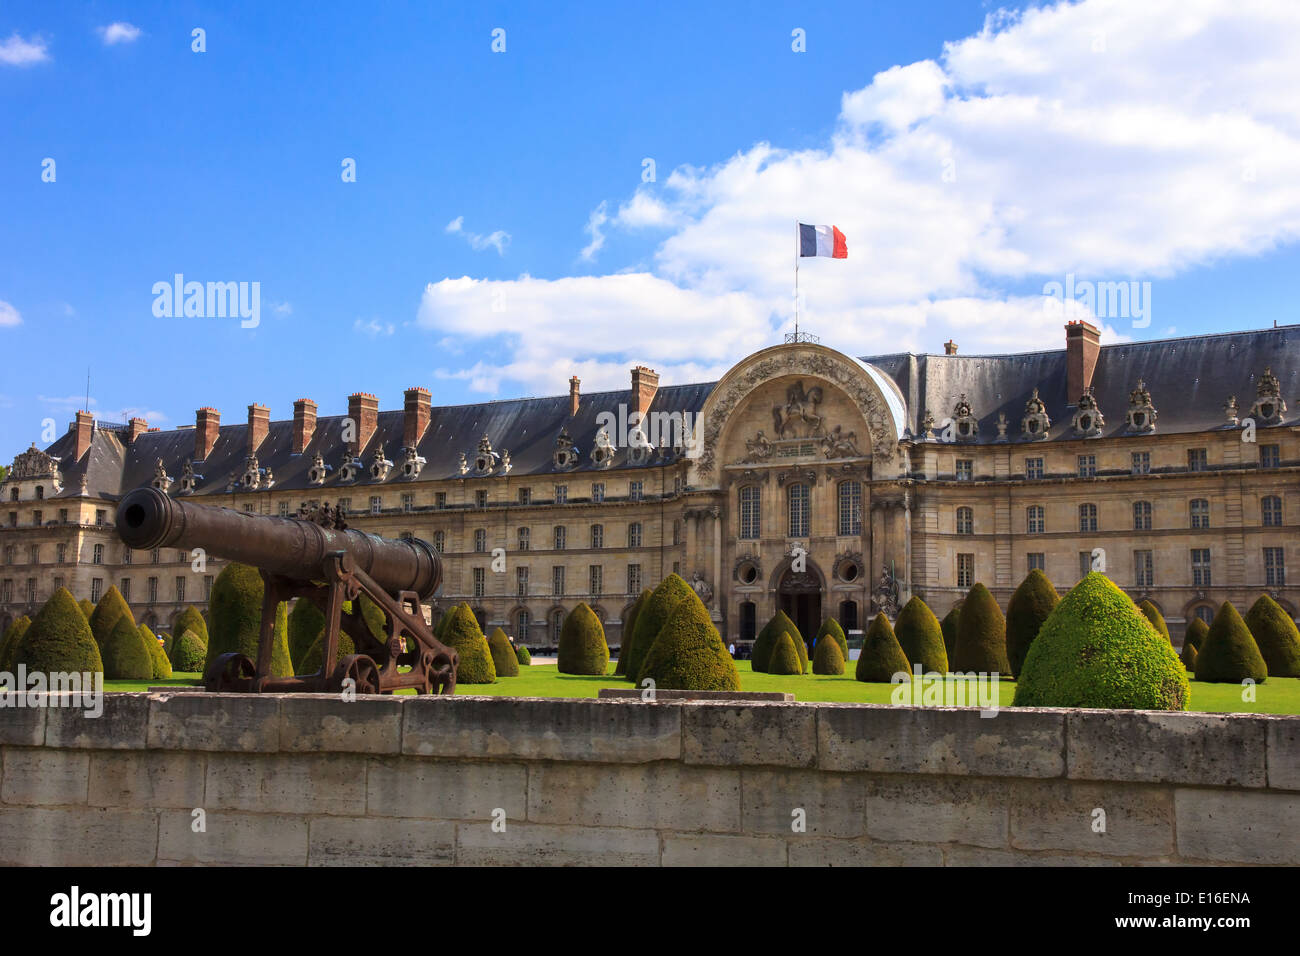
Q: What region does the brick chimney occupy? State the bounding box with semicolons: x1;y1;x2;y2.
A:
247;404;270;454
631;366;659;418
126;417;148;443
347;392;379;454
569;376;581;417
195;407;220;460
404;387;431;448
1065;320;1101;403
72;410;94;462
944;340;958;355
292;399;317;454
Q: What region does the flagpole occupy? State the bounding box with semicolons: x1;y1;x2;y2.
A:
794;220;799;339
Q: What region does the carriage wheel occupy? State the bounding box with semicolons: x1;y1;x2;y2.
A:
205;653;255;692
332;654;382;695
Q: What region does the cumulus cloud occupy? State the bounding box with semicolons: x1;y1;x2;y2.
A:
419;0;1300;396
0;300;21;327
446;216;510;255
98;23;142;45
0;33;48;66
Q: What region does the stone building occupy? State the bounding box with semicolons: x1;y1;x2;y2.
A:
1;320;1296;647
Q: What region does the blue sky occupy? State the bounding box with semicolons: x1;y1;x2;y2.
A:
2;0;1298;458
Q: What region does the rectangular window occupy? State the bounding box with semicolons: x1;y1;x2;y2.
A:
837;481;862;536
28;545;38;565
739;486;761;540
338;498;351;515
58;508;68;523
1192;549;1212;587
589;565;603;597
956;508;974;535
1079;503;1098;532
435;492;447;509
1077;455;1096;478
123;549;132;565
629;481;644;502
517;527;531;551
1135;550;1154;588
96;509;106;525
1133;501;1152;531
1265;547;1285;586
591;483;605;504
55;543;66;566
8;513;16;528
474;529;486;553
552;566;565;597
278;501;290;517
27;578;37;604
1027;553;1045;572
956;554;974;589
1188;448;1208;472
473;567;486;598
91;578;103;603
627;523;642;548
1026;506;1045;534
628;563;642;594
591;525;604;549
370;496;382;515
1262;496;1283;527
92;544;103;565
1190;498;1210;529
433;531;445;553
205;575;214;600
32;510;42;526
0;580;11;603
788;484;810;538
147;577;158;603
402;493;415;513
554;526;567;550
955;459;973;481
555;485;568;505
176;576;186;602
1260;444;1281;469
516;566;529;597
53;575;64;591
1131;452;1150;475
518;487;531;505
475;490;488;509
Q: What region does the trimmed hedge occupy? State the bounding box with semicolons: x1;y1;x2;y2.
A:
1180;639;1198;671
172;629;207;672
1138;600;1172;643
1243;595;1300;678
753;609;804;673
1185;617;1209;651
287;599;326;673
515;644;531;666
141;624;172;680
299;630;356;675
13;588;103;675
855;613;911;683
623;574;693;682
636;587;740;691
88;585;134;651
0;615;32;671
1195;601;1268;684
173;606;209;648
812;630;846;675
204;563;293;677
558;602;609;675
441;603;496;684
940;605;961;662
102;616;153;680
1013;572;1188;710
952;583;1009;674
1005;570;1060;677
768;632;804;675
77;599;95;622
488;626;520;677
615;589;652;676
815;617;849;660
895;596;948;674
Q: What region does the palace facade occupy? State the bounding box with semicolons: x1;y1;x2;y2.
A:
2;320;1296;647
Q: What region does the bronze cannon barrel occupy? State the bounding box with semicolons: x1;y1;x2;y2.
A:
115;486;441;601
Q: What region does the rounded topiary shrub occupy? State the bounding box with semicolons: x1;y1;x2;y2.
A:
1138;600;1172;643
753;609;804;673
636;588;740;691
102;616;153;680
895;596;948;674
1195;602;1267;684
951;584;1009;674
287;598;326;673
768;632;804;675
812;630;845;675
299;630;356;675
204;563;293;678
940;605;961;663
1185;617;1209;652
855;613;911;683
441;603;496;684
559;602;609;675
88;585;134;651
171;629;207;672
1013;572;1188;710
488;626;520;677
1006;570;1059;677
815;617;849;660
615;589;651;676
1243;595;1300;678
0;615;32;671
624;574;693;681
13;588;103;676
141;624;172;680
173;605;209;648
515;644;531;666
1180;639;1198;671
77;598;95;622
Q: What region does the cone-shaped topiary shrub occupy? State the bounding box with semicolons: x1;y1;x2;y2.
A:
287;598;326;672
141;624;171;680
13;588;103;676
895;596;948;674
952;584;1009;674
1006;570;1060;677
0;615;32;671
173;606;209;648
768;632;804;675
171;629;207;672
102;616;153;680
753;609;805;673
1138;600;1172;643
1195;601;1267;684
441;603;496;684
558;602;610;675
1185;617;1209;651
812;630;846;675
88;585;134;651
299;630;356;675
488;626;520;677
77;598;95;621
1243;595;1300;678
204;563;293;677
855;613;911;683
615;589;652;675
816;617;849;660
940;605;961;663
1013;572;1188;710
1180;639;1198;671
636;587;740;691
623;574;693;681
515;644;531;666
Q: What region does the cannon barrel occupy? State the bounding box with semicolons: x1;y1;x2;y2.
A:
116;487;441;601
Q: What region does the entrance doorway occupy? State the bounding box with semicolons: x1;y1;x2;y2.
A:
777;567;822;652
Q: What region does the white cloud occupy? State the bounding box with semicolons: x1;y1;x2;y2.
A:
354;317;395;337
0;33;48;66
272;301;293;316
419;0;1300;394
0;300;21;327
37;394;167;423
446;216;510;255
98;23;142;46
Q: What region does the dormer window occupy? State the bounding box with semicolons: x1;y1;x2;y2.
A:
369;446;394;481
401;446;426;479
308;452;330;485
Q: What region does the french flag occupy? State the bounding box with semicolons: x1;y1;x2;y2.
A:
798;223;847;259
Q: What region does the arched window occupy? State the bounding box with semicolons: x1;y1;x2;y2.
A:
590;524;604;549
1026;505;1045;534
739;486;760;540
1079;503;1098;532
956;507;974;535
837;481;862;536
788;483;810;538
1263;496;1283;527
1193;605;1214;625
1189;498;1210;529
1133;501;1152;531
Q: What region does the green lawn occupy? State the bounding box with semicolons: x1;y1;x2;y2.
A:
108;664;1300;714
